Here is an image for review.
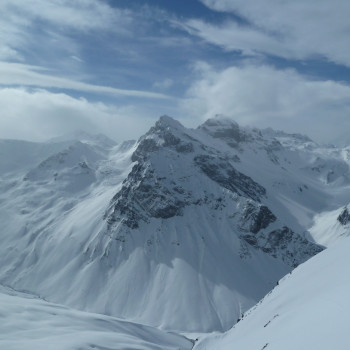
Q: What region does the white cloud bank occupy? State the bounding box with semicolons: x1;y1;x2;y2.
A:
183;62;350;143
0;88;155;142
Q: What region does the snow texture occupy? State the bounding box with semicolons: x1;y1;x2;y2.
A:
194;236;350;350
0;285;192;350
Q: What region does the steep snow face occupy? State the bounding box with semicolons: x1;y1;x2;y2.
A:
194;236;350;350
0;139;74;176
0;285;192;350
309;204;350;246
0;116;340;333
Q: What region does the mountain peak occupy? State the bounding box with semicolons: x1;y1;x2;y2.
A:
199;115;249;146
47;130;116;148
156;115;185;131
202;114;239;128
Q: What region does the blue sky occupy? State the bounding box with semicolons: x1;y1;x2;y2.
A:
1;0;350;144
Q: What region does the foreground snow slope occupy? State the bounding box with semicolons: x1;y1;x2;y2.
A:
0;285;192;350
194;236;350;350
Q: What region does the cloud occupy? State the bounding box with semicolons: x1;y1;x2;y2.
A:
183;62;350;143
0;62;172;99
192;0;350;67
0;88;157;142
1;0;131;32
153;78;174;90
183;19;289;57
0;0;132;62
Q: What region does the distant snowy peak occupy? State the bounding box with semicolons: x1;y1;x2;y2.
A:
198;115;253;147
24;141;102;180
261;127;314;146
48;130;117;148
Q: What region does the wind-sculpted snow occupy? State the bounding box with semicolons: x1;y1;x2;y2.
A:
0;116;346;335
310;204;350;246
0;285;192;350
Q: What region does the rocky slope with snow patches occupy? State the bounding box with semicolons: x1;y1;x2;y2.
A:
0;116;348;335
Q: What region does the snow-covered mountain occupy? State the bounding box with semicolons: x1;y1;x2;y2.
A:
1;116;350;337
193;235;350;350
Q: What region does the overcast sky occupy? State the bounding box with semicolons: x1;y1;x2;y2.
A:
1;0;350;144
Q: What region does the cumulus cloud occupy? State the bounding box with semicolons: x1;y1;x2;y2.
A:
183;62;350;143
0;88;157;142
193;0;350;66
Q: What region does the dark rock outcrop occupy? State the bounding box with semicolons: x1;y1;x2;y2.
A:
242;226;324;267
240;202;276;234
106;162;190;229
338;207;350;225
194;155;266;202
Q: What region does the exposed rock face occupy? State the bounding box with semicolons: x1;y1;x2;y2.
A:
131;139;159;162
194;155;266;202
132;116;194;162
338;207;350;225
199;116;251;147
241;227;324;267
239;202;276;234
106;162;191;229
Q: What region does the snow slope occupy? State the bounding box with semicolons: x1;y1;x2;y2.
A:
0;116;347;333
0;285;192;350
309;204;350;247
0;139;74;176
194;235;350;350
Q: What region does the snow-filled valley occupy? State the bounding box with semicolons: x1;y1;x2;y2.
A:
1;115;350;348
